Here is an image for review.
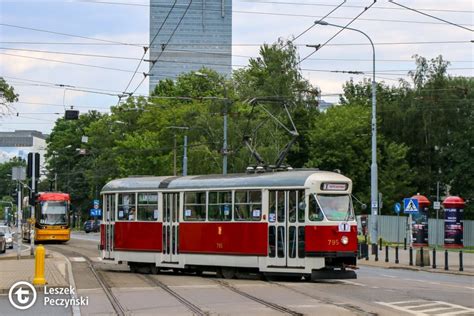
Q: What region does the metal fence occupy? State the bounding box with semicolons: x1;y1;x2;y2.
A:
357;215;473;247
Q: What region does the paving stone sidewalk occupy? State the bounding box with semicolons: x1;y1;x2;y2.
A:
0;249;70;294
357;245;474;276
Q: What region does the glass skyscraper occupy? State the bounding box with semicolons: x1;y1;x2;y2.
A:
149;0;232;93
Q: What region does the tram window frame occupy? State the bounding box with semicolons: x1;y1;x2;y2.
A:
183;191;206;221
105;194;116;222
308;194;324;222
137;192;158;221
234;190;262;221
208;191;232;221
117;193;136;221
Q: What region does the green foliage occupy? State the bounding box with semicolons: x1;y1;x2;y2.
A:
339;55;473;216
304;105;414;214
0;77;19;116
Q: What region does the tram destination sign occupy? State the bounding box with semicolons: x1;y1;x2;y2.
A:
321;183;348;191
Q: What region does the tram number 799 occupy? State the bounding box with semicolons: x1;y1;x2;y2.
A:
328;239;340;246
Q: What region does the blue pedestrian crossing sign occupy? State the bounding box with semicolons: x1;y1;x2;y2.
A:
403;198;419;214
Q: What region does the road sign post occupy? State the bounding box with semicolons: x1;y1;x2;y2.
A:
394;202;401;244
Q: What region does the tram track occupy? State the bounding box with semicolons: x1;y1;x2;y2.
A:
270;281;377;316
47;244;128;316
138;274;209;316
214;279;303;315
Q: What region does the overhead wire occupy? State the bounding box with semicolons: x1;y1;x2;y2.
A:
0;23;142;47
283;0;346;48
120;0;179;100
299;0;377;64
1;47;472;63
71;0;474;24
388;0;474;32
129;0;194;97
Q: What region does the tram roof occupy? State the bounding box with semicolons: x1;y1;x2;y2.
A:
101;170;350;192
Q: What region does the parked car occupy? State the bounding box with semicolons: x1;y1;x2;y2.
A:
84;220;101;233
0;226;13;249
0;232;6;254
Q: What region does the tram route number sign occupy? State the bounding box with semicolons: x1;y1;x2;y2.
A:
90;208;102;217
338;222;351;232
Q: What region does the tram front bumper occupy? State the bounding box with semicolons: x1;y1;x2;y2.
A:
35;229;70;241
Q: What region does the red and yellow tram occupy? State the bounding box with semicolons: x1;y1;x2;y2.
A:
23;192;71;242
99;169;357;279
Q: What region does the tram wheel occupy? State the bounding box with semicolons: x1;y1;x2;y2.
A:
150;265;158;274
129;263;138;273
221;267;236;279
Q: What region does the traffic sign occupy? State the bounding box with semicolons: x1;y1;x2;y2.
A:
90;208;102;217
433;201;441;210
93;199;100;209
393;202;401;214
403;198;419;214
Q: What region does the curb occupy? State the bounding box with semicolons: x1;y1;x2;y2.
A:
358;261;473;276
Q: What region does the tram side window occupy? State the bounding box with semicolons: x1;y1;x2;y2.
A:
234;190;262;221
309;194;324;221
137;193;158;221
117;193;136;221
184;192;206;221
105;194;115;221
208;191;232;221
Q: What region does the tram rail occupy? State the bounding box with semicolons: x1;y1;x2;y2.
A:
47;245;127;316
214;279;303;316
138;274;209;316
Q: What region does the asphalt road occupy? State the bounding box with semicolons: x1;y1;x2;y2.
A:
39;232;474;315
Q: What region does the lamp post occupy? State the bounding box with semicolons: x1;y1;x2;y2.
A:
314;21;378;249
165;126;190;176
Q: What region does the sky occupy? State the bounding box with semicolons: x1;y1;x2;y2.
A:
0;0;472;135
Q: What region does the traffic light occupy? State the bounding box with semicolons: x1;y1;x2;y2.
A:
27;152;40;178
29;192;38;206
65;109;79;120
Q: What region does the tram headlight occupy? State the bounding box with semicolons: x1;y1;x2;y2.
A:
341;236;349;245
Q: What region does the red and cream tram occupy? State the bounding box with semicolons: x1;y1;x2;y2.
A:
99;169;357;279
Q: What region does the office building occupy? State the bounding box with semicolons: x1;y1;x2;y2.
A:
149;0;232;92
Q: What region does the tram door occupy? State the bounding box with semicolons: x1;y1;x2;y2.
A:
268;190;305;268
104;194;115;260
162;193;180;263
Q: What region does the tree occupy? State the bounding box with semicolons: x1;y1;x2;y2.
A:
0;77;19;116
305;105;414;215
339;55;474;215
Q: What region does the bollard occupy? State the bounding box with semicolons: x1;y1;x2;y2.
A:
420;247;424;267
459;251;463;272
404;237;407;250
33;244;46;285
444;249;449;271
409;247;413;266
385;245;389;263
365;242;369;261
395;246;399;264
375;245;379;262
432;248;436;269
379;238;383;251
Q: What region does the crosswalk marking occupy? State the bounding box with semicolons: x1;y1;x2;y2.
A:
377;300;474;315
69;257;86;262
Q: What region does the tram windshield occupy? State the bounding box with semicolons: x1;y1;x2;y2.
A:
315;194;354;221
39;201;68;225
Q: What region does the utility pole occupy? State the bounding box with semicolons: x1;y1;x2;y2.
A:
173;134;177;176
183;135;188;176
17;182;22;260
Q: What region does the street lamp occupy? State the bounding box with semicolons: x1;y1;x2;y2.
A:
314;20;378;250
165;126;190;176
